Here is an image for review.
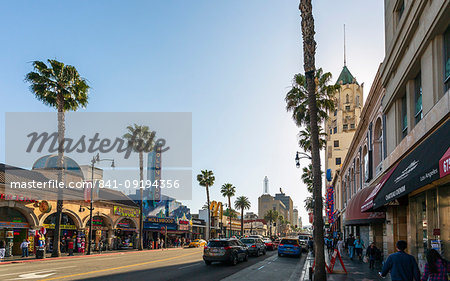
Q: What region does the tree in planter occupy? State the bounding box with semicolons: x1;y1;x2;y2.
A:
220;183;236;237
234;196;250;236
197;170;215;240
123;124;156;250
25;60;89;257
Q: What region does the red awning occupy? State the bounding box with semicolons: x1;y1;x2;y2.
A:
361;163;399;212
345;184;385;225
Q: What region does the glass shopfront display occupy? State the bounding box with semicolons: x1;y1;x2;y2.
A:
409;184;449;272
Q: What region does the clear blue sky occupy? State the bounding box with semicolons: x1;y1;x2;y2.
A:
0;0;384;225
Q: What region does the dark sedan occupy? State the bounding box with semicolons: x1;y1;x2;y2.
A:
240;238;266;256
203;239;249;265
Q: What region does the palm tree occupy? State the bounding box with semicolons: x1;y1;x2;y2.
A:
197;170;215;239
299;0;326;279
263;210;278;237
25;59;89;257
297;125;327;153
234;196;250;236
304;196;314;212
220;183;236;237
285;68;339;127
301;164;314;193
123;124;156;250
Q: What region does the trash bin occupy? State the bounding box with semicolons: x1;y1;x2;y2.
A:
36;248;45;259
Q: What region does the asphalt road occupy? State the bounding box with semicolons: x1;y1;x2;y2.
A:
0;247;305;281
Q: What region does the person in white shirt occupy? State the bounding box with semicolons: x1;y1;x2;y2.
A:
20;239;29;258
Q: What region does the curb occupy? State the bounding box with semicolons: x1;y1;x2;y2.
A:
0;247;188;265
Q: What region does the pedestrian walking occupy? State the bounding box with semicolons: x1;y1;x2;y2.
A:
380;240;420;281
355;236;365;260
337;237;344;255
157;238;160;249
421;249;449;281
347;234;355;260
20;239;29;257
366;242;380;269
0;240;6;262
160;238;164;249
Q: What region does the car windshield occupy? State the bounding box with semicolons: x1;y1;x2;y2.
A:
207;241;228;247
299;236;309;240
240;239;255;244
263;239;272;243
281;239;299;245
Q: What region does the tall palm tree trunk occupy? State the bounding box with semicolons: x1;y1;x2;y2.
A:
240;208;244;235
139;151;144;250
299;0;325;280
228;196;231;237
52;94;64;257
206;185;211;240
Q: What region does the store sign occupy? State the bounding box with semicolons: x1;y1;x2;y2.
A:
146;216;175;224
192;219;205;226
178;220;189;225
178;224;189;231
117;221;134;229
439;147;450;178
6;231;14;238
43;224;76;230
0;193;36;202
114;206;140;218
0;221;30;228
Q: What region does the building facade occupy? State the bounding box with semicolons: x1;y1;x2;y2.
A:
374;0;450;269
325;66;363;182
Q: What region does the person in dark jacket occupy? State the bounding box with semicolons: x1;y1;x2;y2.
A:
346;234;355;260
380;240;420;281
366;242;380;269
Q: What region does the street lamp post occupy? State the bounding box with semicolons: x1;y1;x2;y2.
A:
87;153;114;255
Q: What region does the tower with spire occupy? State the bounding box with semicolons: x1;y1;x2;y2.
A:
324;24;363;183
263;176;269;194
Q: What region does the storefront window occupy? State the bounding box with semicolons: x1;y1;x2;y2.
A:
410;187;446;272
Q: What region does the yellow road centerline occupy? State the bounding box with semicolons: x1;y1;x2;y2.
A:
39;251;200;281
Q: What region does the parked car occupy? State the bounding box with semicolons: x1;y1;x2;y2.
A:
298;234;310;252
263;238;277;251
189;239;207;248
248;235;263;239
203;238;249;265
240;237;266;256
278;238;301;258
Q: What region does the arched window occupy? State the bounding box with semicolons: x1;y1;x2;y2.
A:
356;158;361;191
362;145;368;182
346;94;349;103
373;118;383;174
356;95;360;107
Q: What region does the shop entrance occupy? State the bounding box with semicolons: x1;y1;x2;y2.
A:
114;218;137;249
0;207;31;256
43;213;78;253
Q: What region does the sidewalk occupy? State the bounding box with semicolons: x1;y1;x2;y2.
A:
301;250;391;281
0;247;186;264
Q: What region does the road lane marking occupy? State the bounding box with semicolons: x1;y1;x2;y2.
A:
257;265;265;270
9;272;55;280
38;251;199;281
0;266;76;277
178;262;202;269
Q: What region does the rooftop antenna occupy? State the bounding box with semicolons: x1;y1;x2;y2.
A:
344;24;347;66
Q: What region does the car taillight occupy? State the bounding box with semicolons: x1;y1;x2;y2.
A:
279;244;284;246
293;245;300;247
204;246;208;249
224;246;231;250
251;245;256;248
